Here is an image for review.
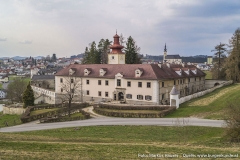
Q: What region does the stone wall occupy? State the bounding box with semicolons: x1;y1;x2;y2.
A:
179;80;233;104
3;105;26;115
205;80;228;89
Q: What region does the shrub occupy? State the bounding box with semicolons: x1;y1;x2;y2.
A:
225;102;240;142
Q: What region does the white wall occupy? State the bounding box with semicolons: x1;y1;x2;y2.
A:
205;80;228;89
179;80;233;104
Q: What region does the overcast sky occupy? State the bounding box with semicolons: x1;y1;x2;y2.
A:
0;0;239;58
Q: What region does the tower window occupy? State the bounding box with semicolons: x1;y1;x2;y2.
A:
112;56;114;59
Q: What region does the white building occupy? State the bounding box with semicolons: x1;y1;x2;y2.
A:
54;33;206;105
0;90;6;99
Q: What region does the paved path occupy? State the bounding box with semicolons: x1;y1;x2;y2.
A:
0;118;225;133
82;106;108;118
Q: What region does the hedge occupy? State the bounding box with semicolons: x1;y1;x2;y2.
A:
93;106;176;118
96;103;173;111
21;103;90;123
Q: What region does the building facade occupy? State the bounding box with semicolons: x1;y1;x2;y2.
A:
54;33;205;105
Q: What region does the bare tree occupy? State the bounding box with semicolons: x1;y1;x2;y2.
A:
59;73;82;117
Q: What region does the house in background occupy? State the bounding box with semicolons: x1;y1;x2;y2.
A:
0;75;9;83
0;89;6;99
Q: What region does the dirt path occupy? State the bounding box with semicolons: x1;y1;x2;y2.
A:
82;106;108;118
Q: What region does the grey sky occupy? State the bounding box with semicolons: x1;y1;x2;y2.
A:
0;0;239;58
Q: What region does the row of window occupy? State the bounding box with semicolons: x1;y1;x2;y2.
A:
161;77;204;87
95;79;151;88
126;94;152;100
60;78;203;88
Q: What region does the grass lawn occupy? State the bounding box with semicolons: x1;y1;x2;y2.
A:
0;126;239;159
203;71;212;79
0;112;22;127
166;84;240;119
30;108;60;116
70;112;84;118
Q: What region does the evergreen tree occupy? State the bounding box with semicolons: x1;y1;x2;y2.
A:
98;39;112;64
211;42;227;79
124;36;141;64
82;47;90;64
22;82;35;108
225;28;240;82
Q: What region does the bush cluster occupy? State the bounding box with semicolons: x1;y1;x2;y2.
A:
21;103;90;123
97;104;173;110
94;106;176;118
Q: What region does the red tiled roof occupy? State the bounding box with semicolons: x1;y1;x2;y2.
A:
55;64;205;80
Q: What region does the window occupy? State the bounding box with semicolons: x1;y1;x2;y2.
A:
174;80;176;85
60;78;63;83
138;82;142;87
98;91;101;96
162;94;165;100
117;79;121;87
61;88;63;92
126;94;132;99
112;56;114;59
188;78;190;82
105;80;108;86
98;80;101;85
127;81;131;87
199;77;201;80
86;90;89;95
105;92;108;97
195;78;196;81
86;80;89;84
147;82;151;88
71;79;74;83
145;95;152;100
71;89;74;93
137;95;143;100
162;82;164;87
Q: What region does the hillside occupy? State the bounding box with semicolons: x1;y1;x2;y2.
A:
166;84;240;119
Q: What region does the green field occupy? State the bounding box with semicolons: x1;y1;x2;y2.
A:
203;71;212;79
0;112;22;127
0;126;239;160
166;84;240;119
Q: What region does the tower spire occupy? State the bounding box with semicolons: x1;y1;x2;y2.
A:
164;43;167;52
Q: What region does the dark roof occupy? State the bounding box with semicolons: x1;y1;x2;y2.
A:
165;55;181;59
32;75;55;80
55;64;205;80
181;57;207;63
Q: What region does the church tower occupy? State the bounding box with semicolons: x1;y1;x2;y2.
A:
163;43;167;61
108;32;125;64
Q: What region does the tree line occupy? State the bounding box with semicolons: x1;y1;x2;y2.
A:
211;28;240;82
82;34;141;64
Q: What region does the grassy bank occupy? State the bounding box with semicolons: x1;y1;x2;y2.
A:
0;126;239;159
0;112;22;127
203;71;212;79
166;84;240;119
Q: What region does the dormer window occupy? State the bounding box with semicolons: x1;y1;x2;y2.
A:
84;68;91;76
69;68;76;75
99;68;106;76
190;68;197;74
135;68;143;77
173;68;182;76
